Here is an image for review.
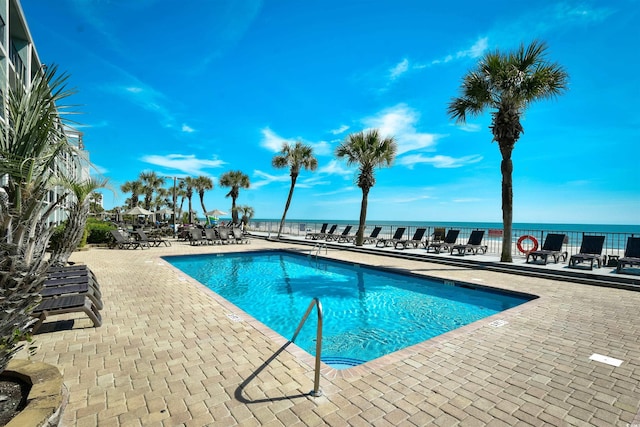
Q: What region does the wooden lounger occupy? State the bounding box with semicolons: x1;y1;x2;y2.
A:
32;294;102;332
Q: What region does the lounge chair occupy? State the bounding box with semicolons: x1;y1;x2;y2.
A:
617;236;640;274
231;227;250;244
305;223;328;239
568;235;605;270
376;227;406;248
327;225;352;242
31;294;102;332
395;228;427;249
217;227;233;244
204;228;220;244
134;230;171;247
109;230;145;250
363;227;383;245
41;281;103;310
189;229;206;246
450;230;488;255
526;233;568;264
308;224;337;240
43;267;103;309
426;229;460;253
431;227;446;243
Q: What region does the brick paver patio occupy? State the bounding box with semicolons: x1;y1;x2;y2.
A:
19;238;640;426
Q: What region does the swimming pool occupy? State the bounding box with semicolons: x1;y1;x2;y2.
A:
165;250;535;369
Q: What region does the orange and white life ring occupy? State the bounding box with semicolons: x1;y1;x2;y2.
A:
517;235;539;254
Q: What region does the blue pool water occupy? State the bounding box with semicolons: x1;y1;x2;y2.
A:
165;251;534;369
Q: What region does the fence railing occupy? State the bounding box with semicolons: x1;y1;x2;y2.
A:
248;221;637;259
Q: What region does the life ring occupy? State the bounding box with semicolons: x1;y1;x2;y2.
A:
517;235;539;254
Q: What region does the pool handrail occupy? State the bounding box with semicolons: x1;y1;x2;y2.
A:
290;297;323;397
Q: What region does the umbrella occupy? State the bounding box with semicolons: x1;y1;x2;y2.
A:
124;206;153;216
206;209;228;217
155;208;174;215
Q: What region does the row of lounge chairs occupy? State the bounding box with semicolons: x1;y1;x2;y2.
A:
31;264;103;332
306;224;488;255
109;229;171;249
304;225;640;274
189;227;250;245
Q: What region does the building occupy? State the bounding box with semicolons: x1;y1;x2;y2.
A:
0;0;90;225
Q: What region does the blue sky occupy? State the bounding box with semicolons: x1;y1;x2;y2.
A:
22;0;639;225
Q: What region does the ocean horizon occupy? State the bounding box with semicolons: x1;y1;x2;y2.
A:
250;219;640;235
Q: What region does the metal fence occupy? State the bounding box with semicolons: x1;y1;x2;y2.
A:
248;220;637;260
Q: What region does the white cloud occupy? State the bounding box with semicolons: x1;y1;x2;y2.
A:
453;122;482;132
363;104;442;155
318;160;352;177
330;125;349;135
311;140;332;156
181;124;195;133
428;37;489;66
250;169;290;189
260;127;291;152
397;154;483;169
389;58;409;80
140;154;226;176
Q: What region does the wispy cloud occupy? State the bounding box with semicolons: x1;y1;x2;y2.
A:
260;127;292;152
428;37;489;66
330;125;350;135
181;124;195;133
318;160;352;177
140;154;226;176
397;154;484;169
389;58;410;80
250;169;290;189
453;123;482;132
363;104;442;155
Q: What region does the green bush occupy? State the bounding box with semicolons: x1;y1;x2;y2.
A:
86;218;115;244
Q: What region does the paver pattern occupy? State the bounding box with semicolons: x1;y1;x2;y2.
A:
18;238;640;426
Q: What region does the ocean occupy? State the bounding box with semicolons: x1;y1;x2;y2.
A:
253;219;640;235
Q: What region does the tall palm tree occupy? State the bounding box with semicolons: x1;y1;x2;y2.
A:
193;176;214;224
272;141;317;238
219;170;250;225
336;129;397;246
140;171;165;210
183;176;195;223
448;40;568;262
49;177;110;267
121;180;143;208
0;65;78;373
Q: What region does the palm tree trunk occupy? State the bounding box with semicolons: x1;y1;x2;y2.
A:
199;196;208;226
278;175;298;238
231;198;238;224
500;153;514;262
355;188;369;246
49;202;89;267
187;196;193;224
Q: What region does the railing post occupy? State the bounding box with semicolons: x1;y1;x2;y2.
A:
291;298;323;397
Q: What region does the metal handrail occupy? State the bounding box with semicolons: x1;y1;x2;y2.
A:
291;297;323;397
309;243;327;257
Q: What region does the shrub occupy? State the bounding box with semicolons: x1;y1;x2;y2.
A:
86;218;115;244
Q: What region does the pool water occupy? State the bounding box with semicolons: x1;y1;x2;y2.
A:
165;251;533;369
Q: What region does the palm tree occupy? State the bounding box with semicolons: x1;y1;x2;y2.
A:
448;40;568;262
336;129;397;246
237;205;255;228
49;177;110;267
0;65;78;373
140;171;165;210
193;176;214;224
183;176;195;223
219;170;250;225
121;180;143;208
272;141;318;238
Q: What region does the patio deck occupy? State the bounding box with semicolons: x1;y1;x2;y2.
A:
19;236;640;426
